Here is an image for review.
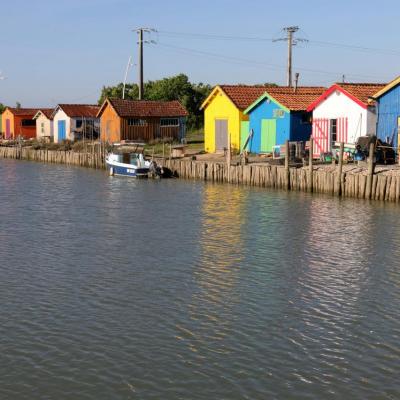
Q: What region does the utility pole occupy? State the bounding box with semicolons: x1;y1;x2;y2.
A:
286;27;296;87
138;28;144;99
274;26;308;87
133;28;156;100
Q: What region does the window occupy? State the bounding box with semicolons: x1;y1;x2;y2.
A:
41;122;45;134
21;119;36;127
160;118;179;127
331;119;337;143
128;118;147;126
75;119;83;128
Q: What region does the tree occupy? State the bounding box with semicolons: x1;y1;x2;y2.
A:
16;102;21;109
0;103;5;114
98;74;212;131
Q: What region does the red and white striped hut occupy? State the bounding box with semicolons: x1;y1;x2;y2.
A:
306;83;386;157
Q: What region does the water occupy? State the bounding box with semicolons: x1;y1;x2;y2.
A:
1;159;400;400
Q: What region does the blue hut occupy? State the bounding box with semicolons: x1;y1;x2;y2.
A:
243;87;325;153
372;76;400;148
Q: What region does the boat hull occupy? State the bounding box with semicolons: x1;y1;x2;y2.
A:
106;161;149;178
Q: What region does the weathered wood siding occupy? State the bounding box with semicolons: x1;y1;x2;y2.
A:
376;85;400;148
121;117;181;142
100;104;121;142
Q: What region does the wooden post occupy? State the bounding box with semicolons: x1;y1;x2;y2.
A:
162;141;165;159
169;143;172;162
285;140;290;190
335;142;344;196
152;146;154;161
226;132;231;168
366;141;376;199
308;138;313;192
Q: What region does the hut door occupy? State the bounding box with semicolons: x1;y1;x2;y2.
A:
5;119;10;139
58;120;66;142
260;119;276;153
215;119;228;151
312;118;330;157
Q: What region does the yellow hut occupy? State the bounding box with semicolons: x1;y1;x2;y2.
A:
200;85;266;153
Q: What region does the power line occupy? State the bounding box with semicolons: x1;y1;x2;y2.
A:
154;42;387;81
157;30;400;56
158;30;274;42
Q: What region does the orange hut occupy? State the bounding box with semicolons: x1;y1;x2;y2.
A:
1;107;38;139
97;98;188;143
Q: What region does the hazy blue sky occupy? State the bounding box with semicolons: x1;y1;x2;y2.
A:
0;0;399;107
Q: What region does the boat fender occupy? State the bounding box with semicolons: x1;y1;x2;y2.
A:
109;167;114;176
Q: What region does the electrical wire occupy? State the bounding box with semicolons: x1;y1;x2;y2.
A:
157;30;400;56
154;42;388;80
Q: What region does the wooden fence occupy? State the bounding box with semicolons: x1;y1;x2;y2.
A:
0;145;105;169
1;143;400;202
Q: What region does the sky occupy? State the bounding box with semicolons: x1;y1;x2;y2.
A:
0;0;399;107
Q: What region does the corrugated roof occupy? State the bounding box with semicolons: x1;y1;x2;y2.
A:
219;85;267;109
336;83;387;104
105;98;188;118
6;107;39;117
58;104;100;118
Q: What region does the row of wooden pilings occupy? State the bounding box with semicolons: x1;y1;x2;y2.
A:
161;140;400;202
1;140;399;202
0;145;106;169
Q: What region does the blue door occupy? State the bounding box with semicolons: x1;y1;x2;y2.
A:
58;120;66;142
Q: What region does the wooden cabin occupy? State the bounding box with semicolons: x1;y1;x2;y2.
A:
1;107;38;139
371;76;400;150
52;104;100;143
97;98;188;143
307;83;386;158
200;85;266;153
244;87;326;154
33;108;54;141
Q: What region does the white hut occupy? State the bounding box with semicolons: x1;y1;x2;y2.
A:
52;104;100;143
33;109;54;141
307;83;386;157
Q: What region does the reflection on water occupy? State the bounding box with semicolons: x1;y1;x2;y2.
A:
177;185;247;358
1;159;400;400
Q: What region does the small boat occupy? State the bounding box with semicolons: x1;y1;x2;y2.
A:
106;143;150;178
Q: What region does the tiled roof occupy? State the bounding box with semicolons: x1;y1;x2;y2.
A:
263;87;326;111
36;108;55;120
219;85;267;109
58;104;100;118
105;98;188;117
336;83;387;104
6;107;39;117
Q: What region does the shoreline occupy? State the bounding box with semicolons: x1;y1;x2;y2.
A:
1;146;400;202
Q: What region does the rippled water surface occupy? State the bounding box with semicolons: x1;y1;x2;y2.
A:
1;159;400;399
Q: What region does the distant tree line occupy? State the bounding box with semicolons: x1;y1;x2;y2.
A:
98;74;212;131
